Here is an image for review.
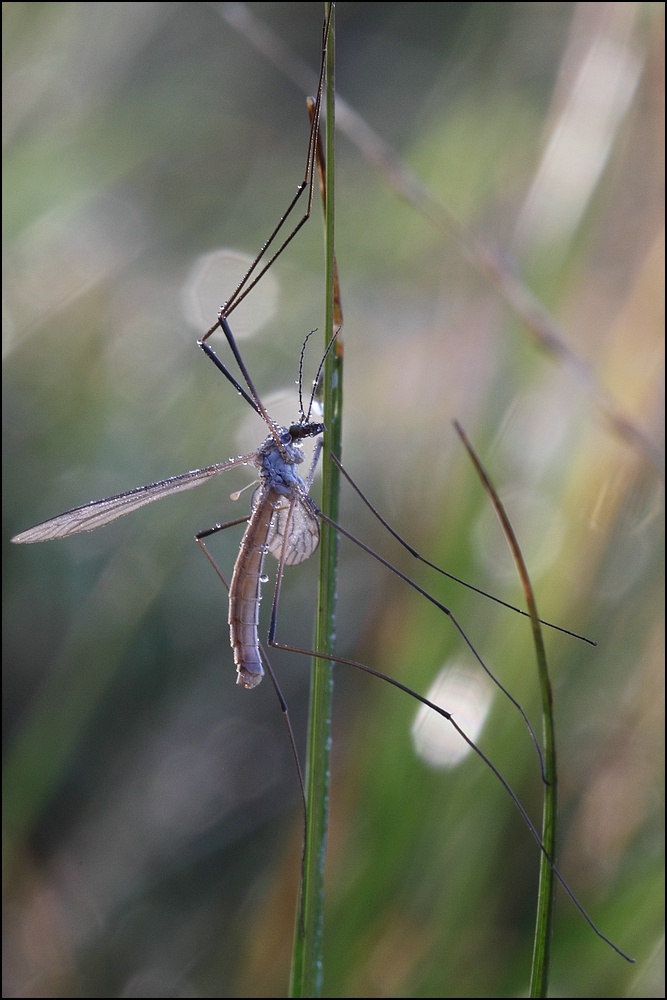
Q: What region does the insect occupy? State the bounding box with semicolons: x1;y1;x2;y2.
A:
9;340;328;693
3;3;664;988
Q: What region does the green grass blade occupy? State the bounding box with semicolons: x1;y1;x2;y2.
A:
453;421;556;998
289;5;340;995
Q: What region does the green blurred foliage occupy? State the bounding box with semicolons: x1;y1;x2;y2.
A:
3;2;663;997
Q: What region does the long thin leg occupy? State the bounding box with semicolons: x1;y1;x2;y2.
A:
332;453;594;645
198;319;288;461
196;522;306;806
200;313;328;462
194;518;308;935
201;316;282;437
196;10;333;462
195;515;251;542
197;339;262;416
200;8;333;344
304;438;323;491
309;503;547;783
265;565;633;964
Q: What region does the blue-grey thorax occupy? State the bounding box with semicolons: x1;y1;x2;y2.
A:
256;430;306;497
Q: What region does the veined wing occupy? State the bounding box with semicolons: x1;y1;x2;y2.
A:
11;454;257;544
267;494;320;566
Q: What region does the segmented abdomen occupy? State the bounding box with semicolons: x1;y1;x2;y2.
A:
228;486;282;689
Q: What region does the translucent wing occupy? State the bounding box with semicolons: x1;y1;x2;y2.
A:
11;454;257;543
267;495;320;566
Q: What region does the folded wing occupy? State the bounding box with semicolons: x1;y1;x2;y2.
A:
266;495;320;566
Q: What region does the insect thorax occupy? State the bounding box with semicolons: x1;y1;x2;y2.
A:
255;429;305;497
256;422;324;497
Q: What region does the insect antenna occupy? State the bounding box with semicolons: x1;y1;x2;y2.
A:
297;329;319;422
303;328;340;425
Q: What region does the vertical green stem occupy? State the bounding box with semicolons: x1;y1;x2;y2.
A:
289;5;340;996
527;620;557;997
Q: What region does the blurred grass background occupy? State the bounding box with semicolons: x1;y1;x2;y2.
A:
3;2;663;997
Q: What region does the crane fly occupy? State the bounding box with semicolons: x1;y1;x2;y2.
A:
10;4;331;695
7;323;635;967
7;2;637;986
11;359;327;693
